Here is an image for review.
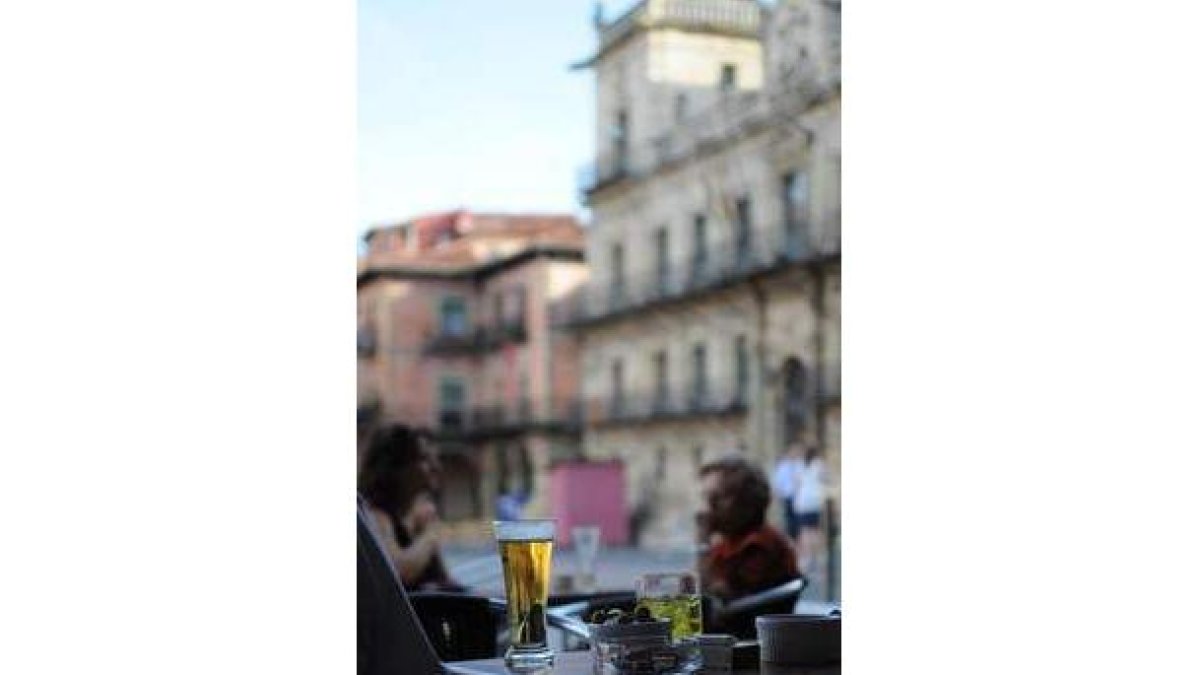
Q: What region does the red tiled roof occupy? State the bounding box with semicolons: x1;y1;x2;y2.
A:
360;210;585;273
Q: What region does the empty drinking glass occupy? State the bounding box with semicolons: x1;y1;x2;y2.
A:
570;525;601;593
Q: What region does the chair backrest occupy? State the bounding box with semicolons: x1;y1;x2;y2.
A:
714;576;808;639
357;500;445;674
407;592;501;662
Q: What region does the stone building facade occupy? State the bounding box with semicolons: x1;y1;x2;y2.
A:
568;0;841;554
358;211;588;534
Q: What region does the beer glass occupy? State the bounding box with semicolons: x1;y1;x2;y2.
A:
494;519;556;671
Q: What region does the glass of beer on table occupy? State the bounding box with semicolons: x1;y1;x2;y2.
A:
494;519;556;671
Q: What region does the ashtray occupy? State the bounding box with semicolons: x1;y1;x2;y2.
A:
586;617;701;674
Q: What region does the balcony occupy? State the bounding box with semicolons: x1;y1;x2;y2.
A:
578;148;632;196
559;228;839;328
585;389;747;427
579;52;831;202
424;320;529;356
432;398;583;439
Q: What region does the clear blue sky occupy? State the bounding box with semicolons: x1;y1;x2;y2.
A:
357;1;641;237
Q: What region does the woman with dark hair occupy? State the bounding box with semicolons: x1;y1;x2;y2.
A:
358;424;463;591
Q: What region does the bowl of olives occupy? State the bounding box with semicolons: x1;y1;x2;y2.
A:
585;607;701;674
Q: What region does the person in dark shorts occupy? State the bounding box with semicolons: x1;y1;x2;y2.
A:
791;445;829;575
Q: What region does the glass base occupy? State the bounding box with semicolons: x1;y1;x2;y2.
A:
504;644;554;672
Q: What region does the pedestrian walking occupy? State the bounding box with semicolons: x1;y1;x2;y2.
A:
791;445;829;576
771;444;804;540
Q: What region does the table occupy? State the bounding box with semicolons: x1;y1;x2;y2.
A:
444;650;839;675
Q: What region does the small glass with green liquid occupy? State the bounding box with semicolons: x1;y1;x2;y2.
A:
634;572;703;641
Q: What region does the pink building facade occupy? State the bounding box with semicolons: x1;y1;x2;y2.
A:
358;211;590;529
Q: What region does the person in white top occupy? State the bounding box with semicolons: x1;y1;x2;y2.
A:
791;445;829;575
770;444;804;540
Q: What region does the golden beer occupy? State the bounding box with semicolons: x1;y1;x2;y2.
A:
495;520;556;671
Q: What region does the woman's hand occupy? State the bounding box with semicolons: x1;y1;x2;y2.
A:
404;493;440;536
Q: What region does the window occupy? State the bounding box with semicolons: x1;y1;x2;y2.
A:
493;292;505;327
691;343;708;407
653;350;669;409
513;286;527;323
734;196;753;267
720;64;738;92
655;447;667;480
518;375;531;422
440;297;467;336
734;335;749;403
691;214;708;279
654;227;669;295
610;243;626;306
674;93;688;122
611;359;625;415
613;109;629;172
782;172;810;257
439;378;466;430
692;445;704;467
783;358;808;442
495;445;511;494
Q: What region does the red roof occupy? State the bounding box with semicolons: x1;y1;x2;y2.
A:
361;210;585;271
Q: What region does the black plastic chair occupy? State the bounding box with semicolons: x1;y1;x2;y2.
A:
710;575;808;638
408;592;503;662
408;592;595;661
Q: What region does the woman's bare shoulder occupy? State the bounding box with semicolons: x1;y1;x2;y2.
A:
368;506;396;533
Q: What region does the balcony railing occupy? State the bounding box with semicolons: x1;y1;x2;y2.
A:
579;93;773;197
579;39;833;200
585;389;747;426
432;398;583;438
578;148;632;195
558;228;838;327
424;320;528;356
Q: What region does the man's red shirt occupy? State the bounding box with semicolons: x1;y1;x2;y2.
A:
707;525;798;598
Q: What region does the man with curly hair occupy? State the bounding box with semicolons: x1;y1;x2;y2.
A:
696;456;799;601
